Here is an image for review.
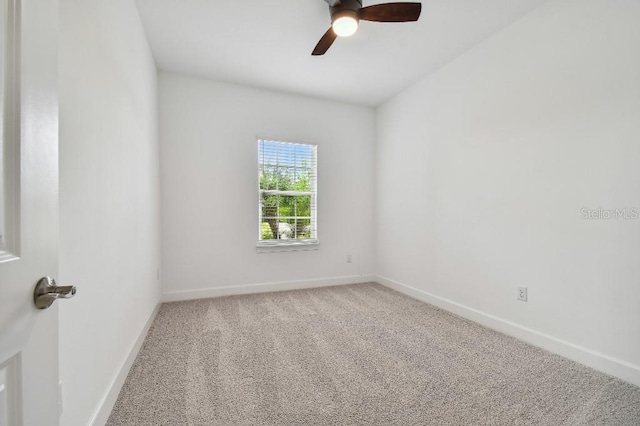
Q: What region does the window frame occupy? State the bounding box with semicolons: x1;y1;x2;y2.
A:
257;139;318;249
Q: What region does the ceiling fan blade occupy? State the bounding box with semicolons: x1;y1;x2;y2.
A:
312;28;338;56
359;3;422;22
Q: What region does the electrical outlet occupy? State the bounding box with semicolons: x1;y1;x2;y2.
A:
517;286;528;302
347;254;352;263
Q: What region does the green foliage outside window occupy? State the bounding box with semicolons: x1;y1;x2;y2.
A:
260;162;313;240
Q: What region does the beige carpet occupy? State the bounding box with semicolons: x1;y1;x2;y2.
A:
107;283;640;425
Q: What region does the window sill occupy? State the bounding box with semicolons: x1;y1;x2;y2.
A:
256;241;319;253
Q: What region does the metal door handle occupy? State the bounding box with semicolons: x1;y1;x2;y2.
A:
34;276;76;309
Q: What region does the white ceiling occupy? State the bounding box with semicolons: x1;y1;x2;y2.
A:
134;0;548;107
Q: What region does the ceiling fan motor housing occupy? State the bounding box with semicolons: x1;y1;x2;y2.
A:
330;0;362;23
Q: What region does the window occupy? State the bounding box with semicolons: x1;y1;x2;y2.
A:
258;140;317;246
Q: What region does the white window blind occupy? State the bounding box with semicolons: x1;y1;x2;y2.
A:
258;140;317;246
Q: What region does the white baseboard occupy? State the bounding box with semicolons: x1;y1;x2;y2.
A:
89;303;161;426
376;275;640;388
161;274;376;303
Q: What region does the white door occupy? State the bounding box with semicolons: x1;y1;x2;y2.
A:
0;0;62;425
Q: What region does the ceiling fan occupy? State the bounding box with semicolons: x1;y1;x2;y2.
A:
312;0;422;56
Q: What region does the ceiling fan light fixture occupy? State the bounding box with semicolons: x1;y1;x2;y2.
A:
332;10;359;37
313;1;421;55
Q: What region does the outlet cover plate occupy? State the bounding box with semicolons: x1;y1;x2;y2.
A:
517;286;528;302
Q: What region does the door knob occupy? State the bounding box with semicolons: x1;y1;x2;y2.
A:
33;276;76;309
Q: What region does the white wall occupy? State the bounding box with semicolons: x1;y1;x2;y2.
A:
59;0;160;424
160;73;375;298
376;0;640;384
